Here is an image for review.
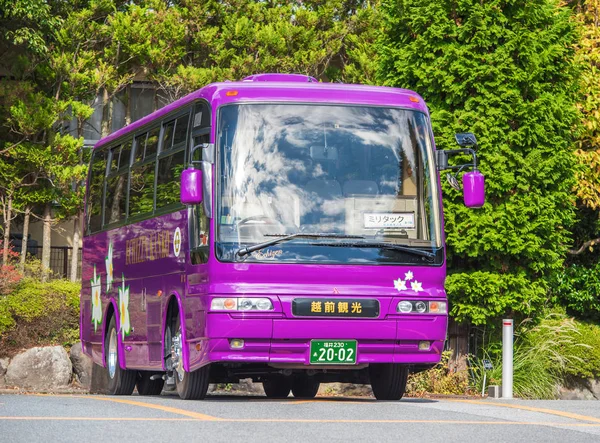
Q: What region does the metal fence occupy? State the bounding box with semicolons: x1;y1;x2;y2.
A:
25;246;82;281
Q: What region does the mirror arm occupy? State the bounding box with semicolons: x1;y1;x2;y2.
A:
436;147;478;171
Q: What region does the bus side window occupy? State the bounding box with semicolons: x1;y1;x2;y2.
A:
145;126;160;157
87;149;107;234
129;131;156;219
190;101;211;264
104;145;127;226
156;149;186;210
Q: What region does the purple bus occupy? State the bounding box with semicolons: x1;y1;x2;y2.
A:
80;73;484;400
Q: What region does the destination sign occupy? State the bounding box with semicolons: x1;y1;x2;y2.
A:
292;298;379;318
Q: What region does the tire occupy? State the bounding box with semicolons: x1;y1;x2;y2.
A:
171;317;210;400
136;371;164;396
369;364;409;401
291;376;320;399
106;316;137;395
263;375;292;398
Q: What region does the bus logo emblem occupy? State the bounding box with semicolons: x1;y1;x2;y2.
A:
173;227;182;257
333;288;340;294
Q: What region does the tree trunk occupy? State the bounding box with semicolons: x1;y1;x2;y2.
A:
70;212;81;282
124;85;131;126
41;203;52;282
101;87;113;138
19;205;31;272
2;194;13;265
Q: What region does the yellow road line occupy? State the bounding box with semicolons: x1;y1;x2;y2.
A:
446;399;600;424
70;395;222;421
284;399;371;405
3;416;600;426
0;417;196;421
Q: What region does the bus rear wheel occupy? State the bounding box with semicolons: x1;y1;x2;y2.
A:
369;364;409;401
291;376;320;399
136;371;164;396
263;375;292;398
106;317;136;395
170;318;210;400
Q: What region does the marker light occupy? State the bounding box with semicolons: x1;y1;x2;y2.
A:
226;90;239;96
211;297;274;311
230;339;245;349
418;341;430;351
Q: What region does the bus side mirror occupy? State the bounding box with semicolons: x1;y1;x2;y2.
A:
463;170;485;208
181;167;203;205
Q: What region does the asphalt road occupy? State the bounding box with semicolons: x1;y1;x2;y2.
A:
3;392;600;442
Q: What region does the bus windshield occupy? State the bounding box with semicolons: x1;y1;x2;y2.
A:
217;103;442;265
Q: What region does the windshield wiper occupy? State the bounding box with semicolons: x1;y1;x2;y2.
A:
310;242;438;259
236;233;365;257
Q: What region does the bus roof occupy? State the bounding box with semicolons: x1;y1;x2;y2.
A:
94;75;429;149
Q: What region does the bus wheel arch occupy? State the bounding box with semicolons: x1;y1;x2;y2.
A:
163;292;209;400
101;300;117;368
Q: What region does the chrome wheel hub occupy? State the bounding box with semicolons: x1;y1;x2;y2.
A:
171;332;184;382
108;329;117;379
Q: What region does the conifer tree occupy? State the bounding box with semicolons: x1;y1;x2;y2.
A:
378;0;581;324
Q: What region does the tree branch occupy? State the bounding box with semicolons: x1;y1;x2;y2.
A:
568;237;600;255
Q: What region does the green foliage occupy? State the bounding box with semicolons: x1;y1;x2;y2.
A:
471;312;588;399
560;320;600;379
377;0;581;325
0;278;81;356
551;262;600;322
406;351;471;396
446;271;547;325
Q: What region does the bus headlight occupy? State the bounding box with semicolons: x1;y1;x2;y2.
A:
211;297;274;311
396;301;447;314
397;301;413;313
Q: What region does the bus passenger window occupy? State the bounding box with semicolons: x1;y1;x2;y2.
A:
133;134;146;163
87;150;107;233
120;139;132;168
104;173;127;225
129;162;155;218
109;146;120;172
156;149;185;210
162;121;175;152
145;127;160;157
173;114;189;146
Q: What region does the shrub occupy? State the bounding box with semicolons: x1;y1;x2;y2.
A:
471;312;589;399
407;351;471;396
0;278;81;356
551;263;600;322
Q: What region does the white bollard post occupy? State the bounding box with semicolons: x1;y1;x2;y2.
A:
502;319;513;399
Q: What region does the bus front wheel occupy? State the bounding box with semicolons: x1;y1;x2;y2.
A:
369;364;409;401
170;317;210;400
263;375;292;398
105;316;136;395
291;376;320;399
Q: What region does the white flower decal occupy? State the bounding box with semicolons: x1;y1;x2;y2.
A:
90;265;102;332
411;280;424;292
105;242;113;291
118;275;131;340
393;270;424;293
394;278;407;292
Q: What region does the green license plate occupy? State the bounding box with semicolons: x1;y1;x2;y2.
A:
310;340;357;365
